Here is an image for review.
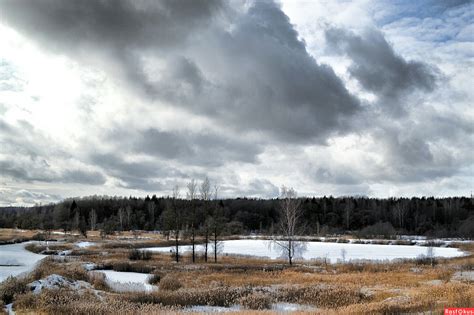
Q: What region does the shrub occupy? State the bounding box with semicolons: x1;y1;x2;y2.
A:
0;276;28;304
159;275;182;291
31;233;49;241
111;262;153;273
239;292;272;310
87;272;109;291
128;249;152;261
277;285;369;308
31;258;89;282
125;286;251;307
148;273;162;285
415;254;437;266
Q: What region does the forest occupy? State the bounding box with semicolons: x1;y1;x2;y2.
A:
1;193;473;239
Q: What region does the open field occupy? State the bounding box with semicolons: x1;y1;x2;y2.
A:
0;229;473;314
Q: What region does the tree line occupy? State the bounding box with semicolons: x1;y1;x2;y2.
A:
1;181;473;242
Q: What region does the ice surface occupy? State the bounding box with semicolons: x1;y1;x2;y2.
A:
0;242;46;283
144;239;465;263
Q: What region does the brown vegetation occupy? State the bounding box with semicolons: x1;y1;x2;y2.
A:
2;230;472;314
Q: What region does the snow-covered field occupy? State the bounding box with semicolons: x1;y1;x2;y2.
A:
0;242;46;282
94;270;156;292
144;239;465;263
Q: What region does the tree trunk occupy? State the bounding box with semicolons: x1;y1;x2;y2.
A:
175;229;179;263
214;227;218;263
192;223;195;263
204;229;208;263
288;238;292;265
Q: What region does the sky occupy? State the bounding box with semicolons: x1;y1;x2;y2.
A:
0;0;472;206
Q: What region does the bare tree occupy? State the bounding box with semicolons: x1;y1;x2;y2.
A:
273;186;304;265
172;185;180;263
212;184;223;263
200;177;211;262
147;202;156;230
393;200;407;229
344;199;353;230
187;179;198;263
89;208;97;231
118;207;125;231
200;177;211;201
125;205;132;229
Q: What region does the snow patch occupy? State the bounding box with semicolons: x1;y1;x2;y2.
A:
94;270;157;292
75;241;95;248
28;274;93;294
83;263;97;271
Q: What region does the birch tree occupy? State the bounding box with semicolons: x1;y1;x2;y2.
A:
187;179;198;263
273;186;304;265
172;185;180;263
200;177;211;262
212;184;224;263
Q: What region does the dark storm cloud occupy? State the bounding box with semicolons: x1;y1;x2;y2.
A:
0;0;222;51
0;0;361;142
182;0;361;142
90;153;183;191
325;27;438;115
0;160;106;185
130;128;262;166
0;119;106;185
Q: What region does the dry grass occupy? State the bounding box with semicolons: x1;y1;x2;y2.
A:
0;276;28;304
124;285;252;307
14;288;179;314
30;258;90;282
0;228;39;242
2;230;473;314
238;292;272;310
276;284;368;308
159;275;183;291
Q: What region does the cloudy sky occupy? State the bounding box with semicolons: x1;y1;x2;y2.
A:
0;0;472;206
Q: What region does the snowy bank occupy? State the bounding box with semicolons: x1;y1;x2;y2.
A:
93;270;157;292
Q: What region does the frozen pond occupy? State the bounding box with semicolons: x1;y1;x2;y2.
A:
144;239;465;263
0;242;46;282
94;270;156;292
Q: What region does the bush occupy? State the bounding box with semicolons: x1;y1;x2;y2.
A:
87;272;108;291
125;286;251;307
159;275;182;291
0;276;28;304
239;292;272;310
128;249;152;260
148;273;162;285
111;262;153;273
31;258;89;282
277;285;369;308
